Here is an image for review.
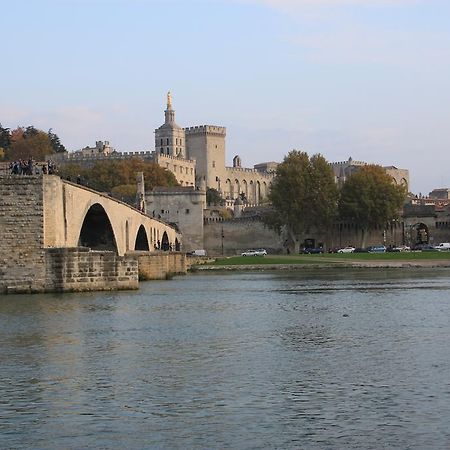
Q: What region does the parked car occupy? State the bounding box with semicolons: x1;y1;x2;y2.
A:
368;245;386;253
420;244;437;252
337;246;355;253
393;245;411;252
434;242;450;251
301;247;324;254
186;249;207;257
411;243;436;251
241;249;266;256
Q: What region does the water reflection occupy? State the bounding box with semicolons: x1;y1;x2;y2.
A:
1;270;450;448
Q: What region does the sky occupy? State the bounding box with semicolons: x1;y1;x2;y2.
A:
1;0;449;194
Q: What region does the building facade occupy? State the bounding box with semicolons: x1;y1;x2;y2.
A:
145;186;206;252
154;92;276;204
331;157;409;191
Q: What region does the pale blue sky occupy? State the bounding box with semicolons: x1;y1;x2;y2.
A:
2;0;450;193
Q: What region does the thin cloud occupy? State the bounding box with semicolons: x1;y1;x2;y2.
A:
242;0;422;8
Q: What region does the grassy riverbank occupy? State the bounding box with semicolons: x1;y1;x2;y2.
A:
205;251;450;267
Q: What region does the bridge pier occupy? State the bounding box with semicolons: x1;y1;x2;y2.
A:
130;251;187;280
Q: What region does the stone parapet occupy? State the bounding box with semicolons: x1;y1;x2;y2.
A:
184;125;226;136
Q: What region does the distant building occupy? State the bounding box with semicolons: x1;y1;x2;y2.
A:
331;157;409;191
77;140;115;157
429;188;450;200
145;186;206;252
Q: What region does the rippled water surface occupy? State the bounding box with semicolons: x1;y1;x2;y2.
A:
2;269;450;449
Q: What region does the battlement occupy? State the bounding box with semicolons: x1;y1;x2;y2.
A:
331;158;367;167
184;125;226;136
225;166;274;179
155;153;196;164
50;150;155;161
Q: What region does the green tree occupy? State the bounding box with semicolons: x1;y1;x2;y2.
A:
206;188;224;206
338;164;407;247
0;124;11;157
48;129;67;153
265;150;339;247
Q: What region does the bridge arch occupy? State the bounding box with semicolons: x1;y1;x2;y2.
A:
78;203;118;252
134;224;150;250
161;231;170;251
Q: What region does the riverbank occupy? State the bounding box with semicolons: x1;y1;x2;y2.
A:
192;253;450;271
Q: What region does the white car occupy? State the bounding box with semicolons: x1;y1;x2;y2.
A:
241;249;266;256
434;242;450;251
338;246;355;253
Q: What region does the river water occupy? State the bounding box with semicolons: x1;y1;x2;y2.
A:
1;269;450;449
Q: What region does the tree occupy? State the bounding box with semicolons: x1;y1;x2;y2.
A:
338;164;407;247
0;124;11;159
206;188;224;206
265;150;339;246
48;129;67;153
58;158;179;204
6;127;54;160
2;126;67;161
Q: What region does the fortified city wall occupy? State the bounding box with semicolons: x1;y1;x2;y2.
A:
203;213;450;256
203;217;284;256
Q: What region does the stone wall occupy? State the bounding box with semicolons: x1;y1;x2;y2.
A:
0;176;47;294
134;252;187;280
203;217;412;256
45;248;139;292
146;187;206;252
204;218;284;256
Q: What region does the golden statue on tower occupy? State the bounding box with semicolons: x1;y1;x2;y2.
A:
167;91;172;109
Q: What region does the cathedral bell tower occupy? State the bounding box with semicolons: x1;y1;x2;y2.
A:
155;91;186;159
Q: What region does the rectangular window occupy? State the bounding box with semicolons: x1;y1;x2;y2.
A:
185;209;190;214
212;161;216;168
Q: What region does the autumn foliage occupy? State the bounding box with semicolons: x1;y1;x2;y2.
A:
58;158;179;203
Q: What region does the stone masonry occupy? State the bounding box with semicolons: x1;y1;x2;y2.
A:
0;176;47;293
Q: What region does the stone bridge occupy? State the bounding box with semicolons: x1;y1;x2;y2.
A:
44;175;182;256
0;175;184;294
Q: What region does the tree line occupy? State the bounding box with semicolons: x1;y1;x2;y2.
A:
0;124;66;161
265;150;407;248
59;159;178;204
